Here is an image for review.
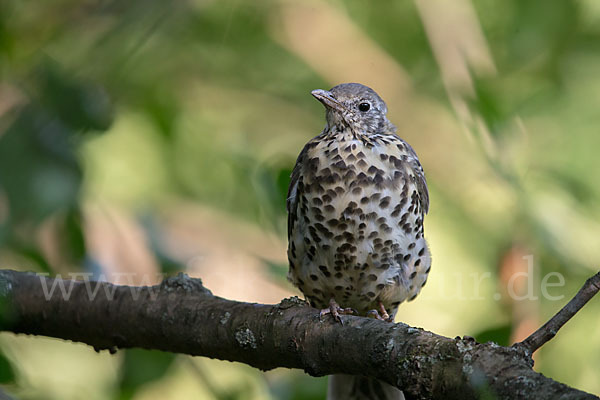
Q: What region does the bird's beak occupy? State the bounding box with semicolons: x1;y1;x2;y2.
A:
311;89;346;112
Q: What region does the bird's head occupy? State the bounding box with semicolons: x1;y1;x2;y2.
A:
311;83;395;136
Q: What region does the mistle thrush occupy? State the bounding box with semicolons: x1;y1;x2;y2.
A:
286;83;431;400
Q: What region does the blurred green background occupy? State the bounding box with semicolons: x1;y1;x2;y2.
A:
1;0;600;398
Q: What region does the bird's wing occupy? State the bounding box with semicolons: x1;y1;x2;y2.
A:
404;142;429;214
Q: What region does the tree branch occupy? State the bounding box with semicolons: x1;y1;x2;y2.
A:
0;269;597;400
519;271;600;353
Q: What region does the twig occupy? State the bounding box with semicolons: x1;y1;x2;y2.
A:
519;271;600;353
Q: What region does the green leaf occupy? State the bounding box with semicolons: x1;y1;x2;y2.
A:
474;323;512;347
0;348;15;384
118;349;176;400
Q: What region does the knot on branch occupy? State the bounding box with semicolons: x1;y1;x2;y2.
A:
160;272;211;295
278;296;310;309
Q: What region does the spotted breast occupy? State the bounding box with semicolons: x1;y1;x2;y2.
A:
287;83;431;320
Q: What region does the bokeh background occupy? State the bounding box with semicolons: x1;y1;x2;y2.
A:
1;0;600;398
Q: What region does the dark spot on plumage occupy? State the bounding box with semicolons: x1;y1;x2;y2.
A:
408;242;416;249
418;248;425;256
303;237;310;245
344;170;356;180
379;196;391;208
402;223;412;233
368;274;377;281
337;223;348;231
343;144;352;152
357;159;368;168
360;196;370;205
326;218;339;227
374;242;382;250
324;205;335;213
335;272;343;278
310;274;318;281
366;212;378;220
322;244;331;250
380;154;389;161
310;207;323;216
368;231;378;239
367;292;376;298
376;216;386;224
415;259;421;267
333;160;346;169
334;186;345;195
307;157;320;173
351;186;362;195
376;284;385;290
332;154;342;162
322;194;332;203
403;254;411;261
367;165;378;174
409;271;417;279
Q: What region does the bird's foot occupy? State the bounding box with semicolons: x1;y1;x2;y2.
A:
367;302;394;322
319;298;357;325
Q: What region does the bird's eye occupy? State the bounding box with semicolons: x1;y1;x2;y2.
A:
358;102;371;112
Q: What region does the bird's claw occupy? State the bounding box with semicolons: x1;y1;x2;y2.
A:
319;299;357;325
367;302;394;322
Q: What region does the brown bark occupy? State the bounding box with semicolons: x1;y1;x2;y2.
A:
0;269;597;400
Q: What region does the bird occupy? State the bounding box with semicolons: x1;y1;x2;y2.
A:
286;83;431;400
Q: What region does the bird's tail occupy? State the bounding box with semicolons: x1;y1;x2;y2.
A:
327;374;404;400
